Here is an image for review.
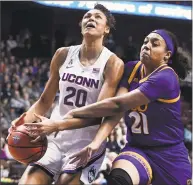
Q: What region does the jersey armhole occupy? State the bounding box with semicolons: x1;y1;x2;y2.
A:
58;47;72;74
99;50;114;83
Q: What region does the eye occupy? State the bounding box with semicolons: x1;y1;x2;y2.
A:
152;42;159;47
143;40;148;44
95;15;102;19
83;14;90;19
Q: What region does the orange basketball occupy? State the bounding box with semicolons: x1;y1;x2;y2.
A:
7;125;47;164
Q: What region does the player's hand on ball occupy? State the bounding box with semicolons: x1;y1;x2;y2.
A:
24;113;57;142
7;113;26;140
10;112;26;130
69;142;99;167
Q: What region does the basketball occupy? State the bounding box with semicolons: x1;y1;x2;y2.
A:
7;125;48;164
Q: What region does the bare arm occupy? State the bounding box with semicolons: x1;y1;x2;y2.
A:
91;87;128;148
70;89;150;118
56;54;124;131
68;87;127;164
23;47;69;123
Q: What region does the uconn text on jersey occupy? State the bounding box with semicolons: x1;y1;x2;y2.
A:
62;73;100;89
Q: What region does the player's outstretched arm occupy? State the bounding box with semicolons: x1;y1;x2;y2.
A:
68;87;127;166
69;88;150;118
69;67;178;119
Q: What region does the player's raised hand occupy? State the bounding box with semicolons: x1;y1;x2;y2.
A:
69;142;99;167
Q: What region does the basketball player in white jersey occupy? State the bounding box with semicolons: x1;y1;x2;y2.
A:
9;4;124;185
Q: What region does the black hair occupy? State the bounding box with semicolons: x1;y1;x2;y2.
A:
94;3;116;30
163;29;191;79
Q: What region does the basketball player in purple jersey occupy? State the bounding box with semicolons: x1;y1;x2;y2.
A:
26;29;192;185
9;4;124;185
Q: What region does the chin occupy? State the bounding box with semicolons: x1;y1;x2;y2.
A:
83;33;102;40
140;57;150;65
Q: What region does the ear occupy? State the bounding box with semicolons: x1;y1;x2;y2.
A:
79;20;82;28
104;26;110;35
79;20;83;34
164;51;172;62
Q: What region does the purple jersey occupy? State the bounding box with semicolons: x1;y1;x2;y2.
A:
120;61;184;147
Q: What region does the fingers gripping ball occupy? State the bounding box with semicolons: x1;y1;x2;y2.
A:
7;125;48;164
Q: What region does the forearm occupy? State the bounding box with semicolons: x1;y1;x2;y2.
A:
92;113;124;148
71;98;122;118
24;98;52;123
70;89;149;119
56;118;102;131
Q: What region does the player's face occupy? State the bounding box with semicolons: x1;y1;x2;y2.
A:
81;9;110;38
140;33;171;66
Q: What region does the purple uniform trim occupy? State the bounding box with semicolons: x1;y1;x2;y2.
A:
114;154;151;185
119;61;139;89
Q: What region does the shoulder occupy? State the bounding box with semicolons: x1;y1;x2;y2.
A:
152;67;179;89
52;47;70;69
104;54;124;82
124;60;141;73
122;60;141;84
124;60;140;67
105;54;124;76
55;47;70;58
107;54;124;67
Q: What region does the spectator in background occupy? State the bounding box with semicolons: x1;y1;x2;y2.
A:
23;39;33;58
24;80;34;98
124;35;138;61
9;108;17;122
23;92;31;110
1;40;5;51
19;71;29;87
104;33;116;52
114;45;126;62
0;61;6;73
1;82;12;100
16;34;24;48
6;35;17;55
0;112;9;131
10;90;26;115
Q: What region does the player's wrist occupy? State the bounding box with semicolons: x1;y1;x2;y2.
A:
67;110;74;118
55;120;65;131
90;141;101;151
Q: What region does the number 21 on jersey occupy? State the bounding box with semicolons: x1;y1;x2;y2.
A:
129;111;149;134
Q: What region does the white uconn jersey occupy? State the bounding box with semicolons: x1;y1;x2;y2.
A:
50;45;113;141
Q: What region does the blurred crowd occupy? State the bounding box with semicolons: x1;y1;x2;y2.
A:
0;27;192;184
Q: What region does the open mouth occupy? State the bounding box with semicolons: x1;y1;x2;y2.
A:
141;52;149;56
86;23;96;28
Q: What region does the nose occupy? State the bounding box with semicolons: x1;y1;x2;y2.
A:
88;15;95;22
143;45;150;51
143;42;151;51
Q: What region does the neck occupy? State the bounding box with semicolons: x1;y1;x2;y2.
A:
143;61;167;76
80;38;104;60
